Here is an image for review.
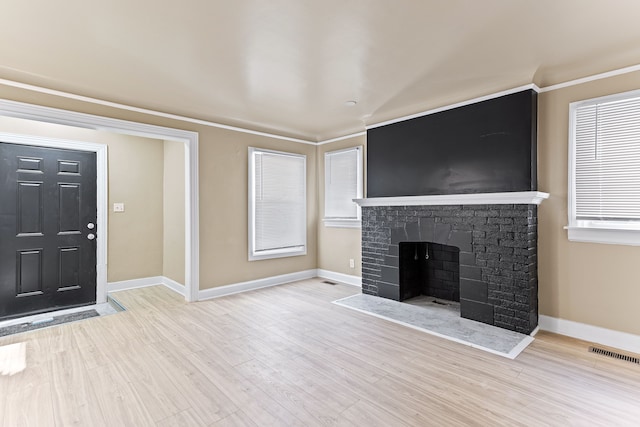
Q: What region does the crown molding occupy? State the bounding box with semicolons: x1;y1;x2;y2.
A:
0;78;316;145
366;84;540;131
3;61;640;146
316;131;366;145
539;63;640;93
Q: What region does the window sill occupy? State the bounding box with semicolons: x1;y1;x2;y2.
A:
565;226;640;246
323;218;361;229
249;246;306;261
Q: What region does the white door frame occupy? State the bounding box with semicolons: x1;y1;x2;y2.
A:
0;99;200;302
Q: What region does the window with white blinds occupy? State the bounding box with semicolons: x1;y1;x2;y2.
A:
569;89;640;245
248;148;306;260
324;147;363;228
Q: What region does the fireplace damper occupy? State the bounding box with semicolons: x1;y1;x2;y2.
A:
399;242;460;302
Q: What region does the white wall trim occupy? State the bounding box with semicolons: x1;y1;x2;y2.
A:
4;63;640;147
366;84;540;131
107;276;165;293
323;218;361;228
162;277;186;296
565;226;640;246
0;98;199;303
107;276;186;296
198;269;317;301
0;132;109;304
539;63;640;93
0;78;315;145
111;270;358;302
539;315;640;355
354;191;549;207
317;269;362;287
316;131;366;145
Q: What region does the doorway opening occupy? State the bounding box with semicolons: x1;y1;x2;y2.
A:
0;99;199;304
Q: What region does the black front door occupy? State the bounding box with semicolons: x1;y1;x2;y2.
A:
0;142;97;320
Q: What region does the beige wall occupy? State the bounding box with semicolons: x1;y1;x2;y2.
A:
538;70;640;336
106;134;164;282
0;116;165;282
163;140;186;285
316;136;365;276
5;70;640;337
0;88;319;291
197;127;317;288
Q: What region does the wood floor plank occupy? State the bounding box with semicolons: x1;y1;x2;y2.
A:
1;278;639;426
155;408;208;427
144;341;238;424
48;348;107;426
233;358;341;426
89;361;156;427
212;410;260;427
186;350;309;426
2;381;55;427
336;399;412;427
110;342;192;422
233;333;360;413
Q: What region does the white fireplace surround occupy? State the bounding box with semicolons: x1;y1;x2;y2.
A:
354;191;549;207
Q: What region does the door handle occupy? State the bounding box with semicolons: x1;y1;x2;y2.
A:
87;223;95;229
87;233;96;240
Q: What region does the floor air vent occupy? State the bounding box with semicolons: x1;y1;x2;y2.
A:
589;346;640;364
322;280;337;285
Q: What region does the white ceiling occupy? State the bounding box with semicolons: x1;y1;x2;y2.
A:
2;1;640;141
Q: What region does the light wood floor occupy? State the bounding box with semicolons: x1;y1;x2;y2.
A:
1;279;639;426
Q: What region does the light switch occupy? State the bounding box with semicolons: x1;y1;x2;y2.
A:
113;202;125;213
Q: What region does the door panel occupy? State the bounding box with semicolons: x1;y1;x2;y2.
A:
0;142;97;320
17;249;44;296
58;247;81;291
17;181;44;235
58;183;81;233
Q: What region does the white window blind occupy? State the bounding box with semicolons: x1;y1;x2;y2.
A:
574;96;640;221
324;147;362;227
249;148;306;260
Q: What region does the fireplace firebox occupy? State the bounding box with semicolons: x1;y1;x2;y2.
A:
399;242;460;302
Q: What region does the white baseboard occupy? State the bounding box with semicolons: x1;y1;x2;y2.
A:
108;269;356;303
161;276;186;296
539;315;640;355
108;276;185;296
317;269;362;288
107;276;165;292
198;269;318;301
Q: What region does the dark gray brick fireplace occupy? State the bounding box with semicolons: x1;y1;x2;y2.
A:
361;204;538;334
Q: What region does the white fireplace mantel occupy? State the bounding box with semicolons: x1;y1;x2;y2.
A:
354;191;549;207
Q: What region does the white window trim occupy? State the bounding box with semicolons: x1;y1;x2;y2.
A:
323;146;363;229
248;147;307;261
567;88;640;246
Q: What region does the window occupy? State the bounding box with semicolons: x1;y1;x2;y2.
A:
324;146;363;228
568;89;640;245
248;148;306;260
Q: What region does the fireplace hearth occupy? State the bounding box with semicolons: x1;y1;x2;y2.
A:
356;194;547;335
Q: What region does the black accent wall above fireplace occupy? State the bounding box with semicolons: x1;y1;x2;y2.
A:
367;89;537;198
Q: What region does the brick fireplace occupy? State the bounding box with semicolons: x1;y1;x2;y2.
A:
356;192;547;335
